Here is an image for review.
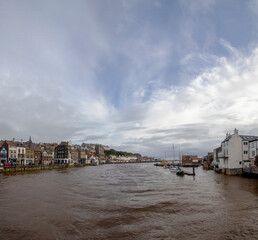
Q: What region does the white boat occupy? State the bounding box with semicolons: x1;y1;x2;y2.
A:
169;166;178;172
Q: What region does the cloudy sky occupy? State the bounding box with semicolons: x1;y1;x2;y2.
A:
1;0;258;158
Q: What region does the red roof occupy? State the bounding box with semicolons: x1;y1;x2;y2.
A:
5;140;16;146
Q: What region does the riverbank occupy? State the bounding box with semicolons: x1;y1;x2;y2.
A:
0;163;90;173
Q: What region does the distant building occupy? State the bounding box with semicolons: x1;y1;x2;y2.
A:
182;155;199;165
203;152;214;170
103;145;110;151
82;144;96;153
95;145;104;156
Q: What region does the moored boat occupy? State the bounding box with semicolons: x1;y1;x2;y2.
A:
154;160;169;167
176;167;185;176
169;166;178;172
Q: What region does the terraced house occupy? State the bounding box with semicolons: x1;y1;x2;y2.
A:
15;141;26;165
32;146;42;164
2;140;17;164
25;147;34;165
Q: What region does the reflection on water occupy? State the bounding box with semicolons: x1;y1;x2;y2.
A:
0;163;257;240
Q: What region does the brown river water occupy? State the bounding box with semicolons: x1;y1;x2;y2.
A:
0;163;257;240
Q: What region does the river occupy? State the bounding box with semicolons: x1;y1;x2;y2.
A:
0;163;257;240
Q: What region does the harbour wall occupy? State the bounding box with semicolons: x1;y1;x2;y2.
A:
0;164;90;173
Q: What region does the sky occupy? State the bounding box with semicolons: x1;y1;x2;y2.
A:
1;0;258;158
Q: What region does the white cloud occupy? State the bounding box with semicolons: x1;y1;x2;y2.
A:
109;44;258;156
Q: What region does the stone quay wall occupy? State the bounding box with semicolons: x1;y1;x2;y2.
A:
0;164;90;173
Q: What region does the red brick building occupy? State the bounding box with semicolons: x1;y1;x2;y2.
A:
32;146;42;164
182;155;199;165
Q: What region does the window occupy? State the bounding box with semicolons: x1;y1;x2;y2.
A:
244;142;248;145
239;161;242;165
244;151;248;154
252;151;255;157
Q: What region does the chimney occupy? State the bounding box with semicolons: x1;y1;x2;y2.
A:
21;139;23;144
234;128;238;135
13;138;15;142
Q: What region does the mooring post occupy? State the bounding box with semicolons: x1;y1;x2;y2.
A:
193;166;195;176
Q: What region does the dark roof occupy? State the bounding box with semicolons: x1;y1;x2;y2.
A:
240;135;258;141
222;135;232;143
15;142;24;147
222;134;258;143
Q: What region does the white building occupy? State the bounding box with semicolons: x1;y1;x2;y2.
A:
248;139;258;167
14;141;26;165
218;129;258;175
90;155;99;165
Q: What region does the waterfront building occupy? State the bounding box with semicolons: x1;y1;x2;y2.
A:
78;149;87;164
119;155;138;162
213;146;222;167
15;141;26;165
25;147;35;165
248;139;258;168
42;150;54;165
32;146;42;165
2;140;17;164
0;146;7;164
54;141;72;164
89;154;99;165
218;128;258;175
71;149;79;164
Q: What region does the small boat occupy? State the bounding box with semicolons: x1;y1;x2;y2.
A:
154;160;169;167
176;167;185;176
169;166;178;172
176;170;185;176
